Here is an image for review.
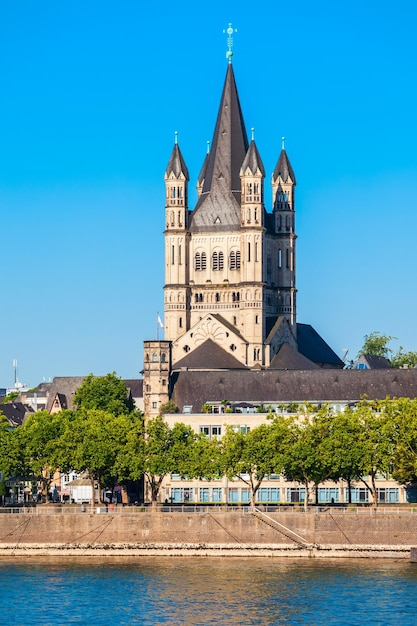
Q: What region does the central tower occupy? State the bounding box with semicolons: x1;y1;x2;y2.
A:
163;45;297;368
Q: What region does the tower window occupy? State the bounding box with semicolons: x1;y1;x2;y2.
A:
215;292;220;302
278;249;282;268
195;251;207;271
171;245;175;265
178;245;182;265
286;248;290;269
152;353;158;362
179;317;183;328
229;250;241;270
161;353;166;363
233;316;237;325
248;242;251;262
212;251;224;271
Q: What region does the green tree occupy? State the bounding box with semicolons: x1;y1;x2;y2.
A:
18;410;66;501
357;332;395;359
354;399;396;505
222;417;289;508
0;414;13;478
58;409;137;504
385;397;417;485
1;391;19;404
143;417;195;506
326;409;364;503
283;407;335;510
73;372;134;415
159;400;178;414
391;348;417;369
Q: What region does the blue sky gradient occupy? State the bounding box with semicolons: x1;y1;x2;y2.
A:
1;0;417;387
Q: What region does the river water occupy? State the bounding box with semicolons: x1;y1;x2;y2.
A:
1;556;416;625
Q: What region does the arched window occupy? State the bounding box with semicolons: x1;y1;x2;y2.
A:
152;353;158;362
161;353;166;363
212;251;224;271
195;252;207;271
229;250;241;270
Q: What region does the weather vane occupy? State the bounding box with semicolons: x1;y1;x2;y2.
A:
223;23;237;63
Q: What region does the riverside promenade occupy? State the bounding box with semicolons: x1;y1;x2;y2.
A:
1;505;417;558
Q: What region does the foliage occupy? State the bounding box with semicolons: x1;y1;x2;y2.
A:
73;372;134;416
357;332;395;359
201;404;212;414
18;410;67;499
1;391;19;404
159;400;178;414
143;416;195;505
283;407;336;509
57;408;140;503
221;417;290;507
391;348;417;369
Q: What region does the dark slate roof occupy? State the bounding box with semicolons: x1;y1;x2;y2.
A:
190;64;249;232
356;354;393;369
240;140;265;176
297;324;344;368
173;339;247;370
269;342;320;370
43;376;86;412
165;143;189;180
124;379;144;398
197;149;210;188
273;149;296;184
171;369;417;412
0;402;33;427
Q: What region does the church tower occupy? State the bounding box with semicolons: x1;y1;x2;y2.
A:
162;32;298;368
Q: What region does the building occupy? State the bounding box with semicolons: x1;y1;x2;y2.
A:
143;50;344;418
141;44;417;505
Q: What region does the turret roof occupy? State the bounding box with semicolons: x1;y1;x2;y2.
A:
273;149;296;184
240;140;265;176
165;143;189;180
190;64;249;232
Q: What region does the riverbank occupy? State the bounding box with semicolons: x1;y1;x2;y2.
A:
1;509;416;558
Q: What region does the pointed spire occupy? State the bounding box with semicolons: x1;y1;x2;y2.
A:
273;142;296;185
241;139;265;177
165;141;189;180
191;64;249;230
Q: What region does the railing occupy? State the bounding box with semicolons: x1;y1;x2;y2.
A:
1;504;417;515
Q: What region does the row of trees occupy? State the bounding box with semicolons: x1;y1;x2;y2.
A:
1;374;417;508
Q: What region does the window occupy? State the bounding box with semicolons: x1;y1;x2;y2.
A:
161;353;166;363
212;251;224;271
248;242;251;262
200;426;210;438
152;353;158;362
228;488;239;503
212;488;223;503
258;488;281;503
318;488;339;503
229;250;241;270
199;488;209;503
278;249;282;268
179;317;183;328
215;292;220;302
195;252;207;271
171;245;175;265
178;245;182;265
152;402;157;409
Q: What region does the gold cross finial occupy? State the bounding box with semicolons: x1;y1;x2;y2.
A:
223;23;237;63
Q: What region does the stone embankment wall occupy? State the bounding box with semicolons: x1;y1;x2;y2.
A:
0;510;416;557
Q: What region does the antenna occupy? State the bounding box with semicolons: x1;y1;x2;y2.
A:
13;359;17;385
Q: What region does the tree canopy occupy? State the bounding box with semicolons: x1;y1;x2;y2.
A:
73;372;134;415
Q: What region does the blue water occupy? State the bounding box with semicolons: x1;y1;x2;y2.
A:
1;557;417;625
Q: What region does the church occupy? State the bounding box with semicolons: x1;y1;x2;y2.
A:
143;48;351;418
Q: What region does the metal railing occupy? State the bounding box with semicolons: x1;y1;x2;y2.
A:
1;504;417;515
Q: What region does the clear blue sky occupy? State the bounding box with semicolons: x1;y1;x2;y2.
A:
1;0;417;388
